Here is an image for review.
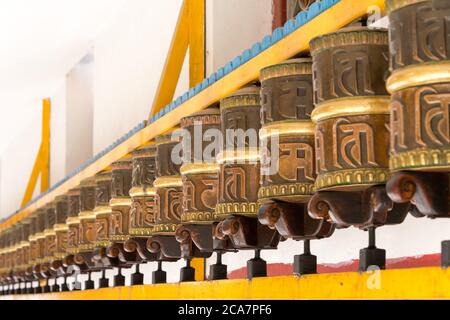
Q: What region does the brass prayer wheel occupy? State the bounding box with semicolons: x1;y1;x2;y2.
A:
77;178;97;253
259;58;316;203
180;108;221;224
310;27;391;191
52;195;69;267
27;215;39;276
93;170;113;250
386;0;450;172
40;203;57;276
65;188;81;259
129;144;157;236
216;86;262;218
34;209;47;274
153;133;183;235
74;178;97;268
109;157;133;242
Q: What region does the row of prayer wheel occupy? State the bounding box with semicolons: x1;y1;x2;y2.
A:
0;0;449;295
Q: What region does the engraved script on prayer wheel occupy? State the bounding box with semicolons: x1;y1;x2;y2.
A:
109;157;133;242
153;133;183;234
259;58;316;203
129;144;157;236
217;86;262;218
180;108;221;223
78;178;97;252
43;203;57;265
386;0;450;172
310;27;391;191
94;171;113;249
66;188;81;255
53;195;69;261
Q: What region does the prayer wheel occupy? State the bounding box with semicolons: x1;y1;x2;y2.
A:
74;177;97;289
40;203;58;288
146;132;183;283
51;195;70;291
33;208;49;291
175;108;232;281
27;214;41;293
308;27;410;271
384;0;450;267
92;170;115;287
257;59;335;275
216;86;280;279
64;188;80;268
107;157;136;286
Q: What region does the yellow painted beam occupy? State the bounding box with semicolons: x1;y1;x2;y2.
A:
40;98;51;193
2;267;449;300
20;98;51;208
149;0;189;118
188;0;205;87
0;0;385;231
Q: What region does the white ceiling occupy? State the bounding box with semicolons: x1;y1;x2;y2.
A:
0;0;127;153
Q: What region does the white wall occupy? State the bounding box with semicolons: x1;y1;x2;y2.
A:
205;0;273;75
93;0;188;154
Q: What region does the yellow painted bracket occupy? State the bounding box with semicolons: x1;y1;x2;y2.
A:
149;0;205;119
21;98;50;208
2;267;449;300
0;0;384;231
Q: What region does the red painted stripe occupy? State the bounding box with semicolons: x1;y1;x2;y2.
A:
228;253;441;279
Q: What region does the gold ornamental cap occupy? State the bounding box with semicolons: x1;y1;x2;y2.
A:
310;27;388;55
132;143;157;158
111;156;133;170
180;107;221;128
260;58;312;82
220;86;261;109
95;170;112;183
55;195;68;203
80;177;96;188
385;0;428;14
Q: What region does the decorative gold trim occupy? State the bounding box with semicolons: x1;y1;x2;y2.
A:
66;247;80;254
66;216;80;225
53;252;67;260
79;211;96;220
151;223;179;235
311;96;390;122
180;163;220;175
216;202;259;216
78;244;95;252
95;240;111;248
258;182;315;200
386;0;428;14
260;58;312;82
110;235;129;242
94;206;112;216
260;120;315;139
390;148;450;171
216;148;260;164
310;27;388;54
181;211;218;223
386;62;450;93
28;234;38;242
220;87;261;109
35;232;46;240
129;186;156;197
110;198;132;207
44;228;56;237
129;227;154;236
154;176;183;188
315;168;390;190
54;224;69;232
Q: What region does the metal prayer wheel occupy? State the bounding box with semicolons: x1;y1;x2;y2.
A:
146;132;183;283
386;0;450;174
258;58;316;204
92;171;113;260
40;203;57;278
179;108;221;224
51;195;69;270
384;0;450;267
122;144;159;272
217;86;280;279
257;59;335;275
129;144;157;236
153;133;183;235
74;177;97;271
65;188;81;266
33;209;47;276
308;27;410;271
